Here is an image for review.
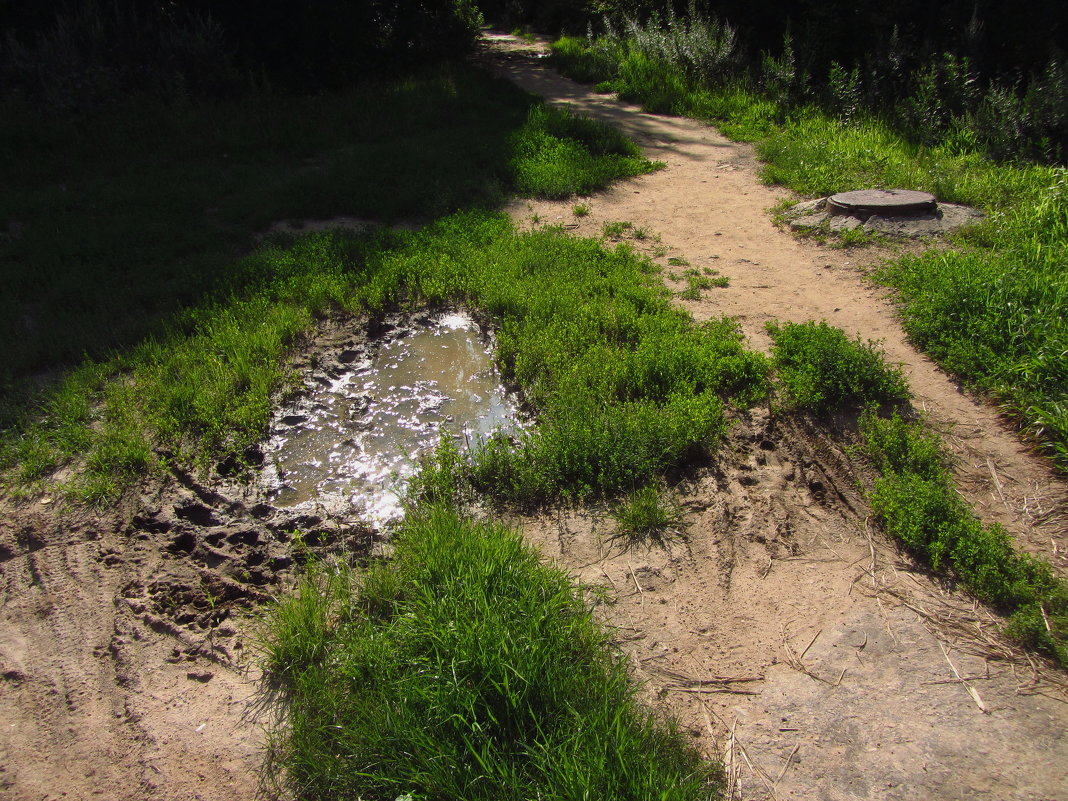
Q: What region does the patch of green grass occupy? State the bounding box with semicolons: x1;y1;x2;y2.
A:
609;484;685;547
4;209;769;502
0;65;660;387
509;105;663;199
572;203;590;217
766;321;908;415
0;66;670;498
260;505;722;800
601;220;633;239
861;410;1068;664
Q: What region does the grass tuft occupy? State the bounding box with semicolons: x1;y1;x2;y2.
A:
259;506;722;800
610;483;686;547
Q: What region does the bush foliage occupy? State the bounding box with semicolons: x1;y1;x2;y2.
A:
766;321;908;414
862;411;1068;664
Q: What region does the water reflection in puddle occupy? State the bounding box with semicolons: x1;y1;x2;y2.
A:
263;311;522;525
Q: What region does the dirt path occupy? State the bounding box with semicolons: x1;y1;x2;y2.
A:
0;493;265;801
480;32;1068;574
481;31;1068;800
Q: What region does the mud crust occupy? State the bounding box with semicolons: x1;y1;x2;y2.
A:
0;445;383;801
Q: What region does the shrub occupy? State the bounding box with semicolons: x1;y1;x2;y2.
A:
766;321;908;414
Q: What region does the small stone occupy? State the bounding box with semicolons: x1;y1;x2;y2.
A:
186;671;214;683
789;212;828;230
828;215;863;232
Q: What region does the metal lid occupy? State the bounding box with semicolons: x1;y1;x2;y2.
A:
827;189;937;217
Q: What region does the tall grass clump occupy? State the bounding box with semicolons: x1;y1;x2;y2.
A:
766;321;908;415
610;483;685;547
260;506;721;800
510;105;662;197
861;411;1068;664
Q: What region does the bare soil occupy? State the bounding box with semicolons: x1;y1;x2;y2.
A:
1;30;1067;801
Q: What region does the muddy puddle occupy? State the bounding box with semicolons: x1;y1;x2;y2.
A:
261;310;523;525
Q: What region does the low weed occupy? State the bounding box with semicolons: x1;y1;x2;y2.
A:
766;321;908;415
572;203;590;217
861;410;1068;664
259;506;721;800
601;220;633;239
610;483;685;546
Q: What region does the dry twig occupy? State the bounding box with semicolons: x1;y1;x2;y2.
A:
939;641;990;714
627;561;644;607
781;625;831;685
773;743;801;789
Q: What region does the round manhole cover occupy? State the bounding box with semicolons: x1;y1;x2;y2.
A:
828;189;936;217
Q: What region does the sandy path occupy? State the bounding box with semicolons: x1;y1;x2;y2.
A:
0;501;261;801
479;32;1067;573
481;31;1068;801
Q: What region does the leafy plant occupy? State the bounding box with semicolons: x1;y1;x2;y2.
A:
766;320;908;414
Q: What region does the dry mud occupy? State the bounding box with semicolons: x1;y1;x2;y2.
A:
2;30;1068;801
